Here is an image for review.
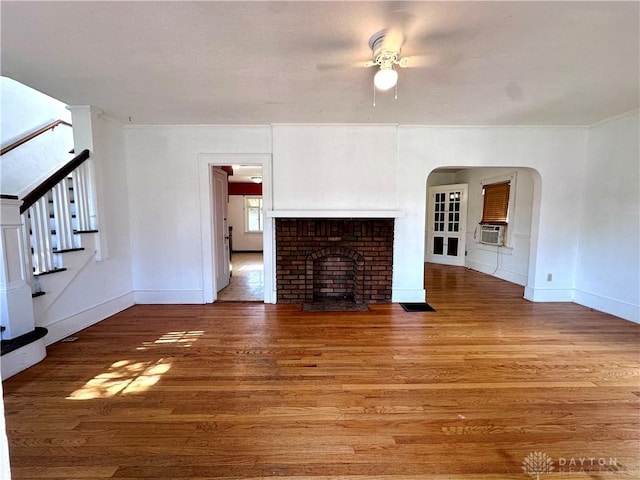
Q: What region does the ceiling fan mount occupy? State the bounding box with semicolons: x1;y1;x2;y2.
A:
366;29;410;70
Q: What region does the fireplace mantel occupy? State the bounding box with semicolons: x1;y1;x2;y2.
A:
266;210;405;218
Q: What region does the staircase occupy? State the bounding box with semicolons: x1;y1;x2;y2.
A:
21;149;97;295
1;122;98;379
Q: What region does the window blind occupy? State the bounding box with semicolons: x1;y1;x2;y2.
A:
481;182;510;224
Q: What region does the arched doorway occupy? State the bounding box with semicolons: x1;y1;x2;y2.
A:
425;167;540;288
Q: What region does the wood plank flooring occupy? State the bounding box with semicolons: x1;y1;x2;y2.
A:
3;264;639;479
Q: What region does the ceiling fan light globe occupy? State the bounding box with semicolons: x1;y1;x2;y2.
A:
374;68;398;91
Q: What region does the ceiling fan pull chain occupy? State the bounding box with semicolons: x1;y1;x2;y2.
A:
373;84;376;107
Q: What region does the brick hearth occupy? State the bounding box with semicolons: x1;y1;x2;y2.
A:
275;218;394;304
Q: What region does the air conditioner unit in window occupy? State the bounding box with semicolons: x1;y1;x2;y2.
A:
480;225;504;246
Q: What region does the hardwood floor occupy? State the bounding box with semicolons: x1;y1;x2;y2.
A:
3;264;639;479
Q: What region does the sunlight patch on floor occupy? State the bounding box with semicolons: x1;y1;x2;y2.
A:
66;330;204;400
137;330;204;351
66;358;172;400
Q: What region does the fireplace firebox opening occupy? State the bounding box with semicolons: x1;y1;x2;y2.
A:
307;247;365;304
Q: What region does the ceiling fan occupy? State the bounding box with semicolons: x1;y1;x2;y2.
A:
364;28;412;91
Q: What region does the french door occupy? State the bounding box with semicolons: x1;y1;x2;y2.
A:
426;183;468;266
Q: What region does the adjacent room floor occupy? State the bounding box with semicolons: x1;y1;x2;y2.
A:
3;264;639;479
217;251;264;301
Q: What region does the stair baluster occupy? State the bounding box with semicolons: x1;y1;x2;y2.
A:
73;162;92;231
51;178;74;250
28;197;55;274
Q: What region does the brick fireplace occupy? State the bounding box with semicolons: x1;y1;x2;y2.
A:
275;218;394;304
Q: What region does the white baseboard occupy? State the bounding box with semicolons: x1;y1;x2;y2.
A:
524;287;574;302
573;289;640;324
1;337;46;380
134;290;204;304
392;288;426;303
42;292;135;345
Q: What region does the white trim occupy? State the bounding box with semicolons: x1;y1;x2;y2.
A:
397;124;590;130
198;153;274;304
267;210;405;218
465;260;528;286
1;337;46;380
244;196;264;232
392;288;426;303
271;123;399;127
41;291;134;345
475;243;514;255
574;289;640;324
123;124;271;129
134;290;203;304
524;287;574;302
587;109;640;129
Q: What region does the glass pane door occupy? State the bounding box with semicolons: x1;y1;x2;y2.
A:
427;184;468;267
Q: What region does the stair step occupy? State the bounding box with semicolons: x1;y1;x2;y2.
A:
34;267;67;277
1;327;48;356
29;228;97;235
52;247;85;253
31;291;46;298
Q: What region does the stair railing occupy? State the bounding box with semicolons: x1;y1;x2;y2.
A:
19;149;93;277
1;119;72;156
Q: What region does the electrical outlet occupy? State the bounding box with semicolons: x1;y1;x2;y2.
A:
547;273;553;282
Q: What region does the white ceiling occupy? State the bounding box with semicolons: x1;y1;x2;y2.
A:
1;1;638;126
228;165;263;184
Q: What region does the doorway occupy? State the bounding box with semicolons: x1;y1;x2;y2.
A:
426;183;468;266
198;154;274;304
425;167;537;288
217;164;264;301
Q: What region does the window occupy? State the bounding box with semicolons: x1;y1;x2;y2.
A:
245;196;263;232
481;182;510;225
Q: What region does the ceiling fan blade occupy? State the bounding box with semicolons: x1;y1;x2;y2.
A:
398;55;437;68
383;7;418;50
316;60;371;71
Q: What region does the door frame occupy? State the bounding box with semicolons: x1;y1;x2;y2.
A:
198;153;274;303
426;183;469;266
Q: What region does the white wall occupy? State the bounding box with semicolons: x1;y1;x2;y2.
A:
0;77;74;196
1;76;70;144
452;167;534;286
575;111;640;322
33;107;135;342
228;195;263;251
272;125;398;211
124;126;271;303
122;121;638;322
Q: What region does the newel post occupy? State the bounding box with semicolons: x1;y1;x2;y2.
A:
0;195;36;339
